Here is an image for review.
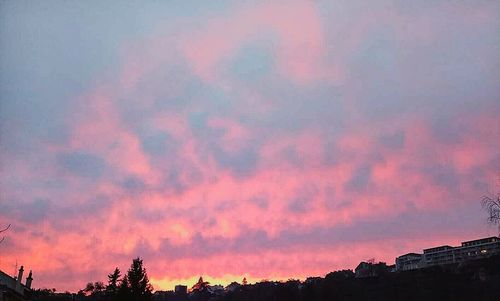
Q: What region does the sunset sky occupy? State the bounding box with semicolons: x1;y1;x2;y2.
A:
1;0;499;292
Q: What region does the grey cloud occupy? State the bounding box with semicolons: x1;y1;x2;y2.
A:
57;152;106;178
247;82;344;134
0;0;232;162
184;110;261;177
248;196;268;210
227;36;277;82
287;199;307;213
121;176;146;194
379;131;405;149
211;145;259;177
40;195;115;234
0;195;113;235
0;198;51;225
431;117;465;145
281;146;304;168
423;165;459;193
160;165;204;194
288;184;319;213
134;208;167;224
215;201;238;212
140;132;171;156
340;2;500;123
324;186;352;211
345;165;372;192
23;198;51;224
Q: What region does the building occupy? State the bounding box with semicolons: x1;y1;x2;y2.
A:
153;290;175;301
355;261;390;278
423;237;500;267
396;253;423;271
395;236;500;271
225;282;241;292
207;285;224;295
355;262;372;278
0;266;33;301
423;245;455;266
455;237;500;262
304;277;322;284
174;285;187;295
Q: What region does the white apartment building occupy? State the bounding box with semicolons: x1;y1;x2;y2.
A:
395;236;500;271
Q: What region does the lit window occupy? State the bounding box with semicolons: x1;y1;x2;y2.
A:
481;250;487;254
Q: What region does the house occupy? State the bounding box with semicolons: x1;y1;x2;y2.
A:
174;285;187;295
226;282;241;292
304;277;322;284
153;285;188;301
396;253;423;271
152;290;175;301
207;285;224;295
0;266;33;301
355;261;390;278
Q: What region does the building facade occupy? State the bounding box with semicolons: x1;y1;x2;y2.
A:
395;253;423;271
174;285;187;295
355;262;390;278
423;245;455;266
0;266;33;301
395;236;500;271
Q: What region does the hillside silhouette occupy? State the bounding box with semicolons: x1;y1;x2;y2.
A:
29;254;500;301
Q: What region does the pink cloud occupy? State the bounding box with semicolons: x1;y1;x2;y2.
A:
1;0;499;293
180;1;333;84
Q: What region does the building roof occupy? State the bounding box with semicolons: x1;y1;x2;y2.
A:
0;269;31;301
397;253;422;258
423;245;453;254
355;262;371;270
0;269;30;293
0;269;17;288
461;236;500;247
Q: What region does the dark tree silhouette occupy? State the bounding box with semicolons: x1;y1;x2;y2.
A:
84;282;95;295
191;276;210;292
118;257;153;301
83;281;105;297
107;267;121;294
481;190;500;233
0;224;10;244
190;276;211;301
117;275;130;300
94;282;105;294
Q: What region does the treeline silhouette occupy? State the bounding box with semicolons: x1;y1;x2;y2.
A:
31;255;500;301
31;257;152;301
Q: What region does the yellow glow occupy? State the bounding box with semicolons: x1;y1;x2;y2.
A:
170;223;191;240
122;238;136;253
150;274;263;291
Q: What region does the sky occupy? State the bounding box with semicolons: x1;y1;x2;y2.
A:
0;0;499;292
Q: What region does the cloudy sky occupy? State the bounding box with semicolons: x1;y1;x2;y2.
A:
1;0;499;292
